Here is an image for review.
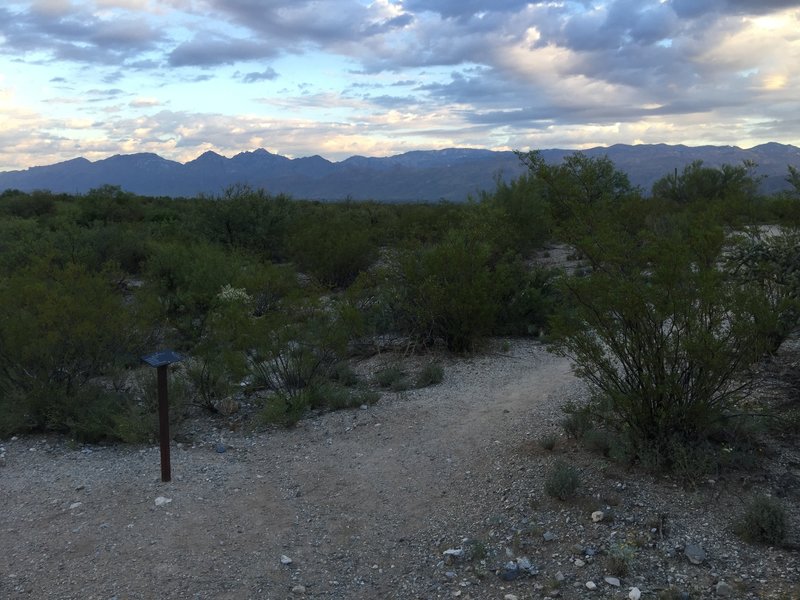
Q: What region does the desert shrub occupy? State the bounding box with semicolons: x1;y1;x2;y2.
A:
0;259;148;438
248;301;348;400
259;391;310;427
0;190;57;219
725;227;800;351
390;228;497;352
544;461;581;500
331;362;360;387
550;200;776;471
538;434;557;451
582;428;612;456
192;185;296;261
416;362;444;387
606;543;636;577
561;401;594;439
736;496;788;545
289;205;378;288
375;365;410;391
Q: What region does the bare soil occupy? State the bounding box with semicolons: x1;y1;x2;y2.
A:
1;339;798;600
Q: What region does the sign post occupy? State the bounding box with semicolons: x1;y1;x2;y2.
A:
141;350;183;482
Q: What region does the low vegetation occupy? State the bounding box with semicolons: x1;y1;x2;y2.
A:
1;154;798;492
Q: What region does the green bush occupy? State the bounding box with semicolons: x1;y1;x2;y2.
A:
375;365;409;391
544;461;581;500
561;401;594;439
390;228;497;352
736;496;788;545
415;362;444;387
606;543;635;577
551;199;776;471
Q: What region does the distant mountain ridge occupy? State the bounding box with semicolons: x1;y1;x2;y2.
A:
1;143;798;201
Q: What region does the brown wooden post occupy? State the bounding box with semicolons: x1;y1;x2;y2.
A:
142;350;183;484
157;364;171;482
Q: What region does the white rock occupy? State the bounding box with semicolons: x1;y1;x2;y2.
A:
291;584;306;594
443;548;465;558
586;581;597;590
591;510;604;522
69;502;82;510
604;576;621;587
629;587;642;600
154;496;172;507
504;595;519;600
280;554;293;565
574;559;586;567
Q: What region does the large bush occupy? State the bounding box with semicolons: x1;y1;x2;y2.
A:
0;259;147;439
527;152;781;470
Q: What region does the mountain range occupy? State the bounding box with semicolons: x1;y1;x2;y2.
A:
1;143;799;202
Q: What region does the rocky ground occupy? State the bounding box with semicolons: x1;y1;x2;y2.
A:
1;338;799;600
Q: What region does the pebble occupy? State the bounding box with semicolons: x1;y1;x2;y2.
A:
291;584;306;594
154;496;172;507
684;543;706;565
586;581;597;590
499;561;519;581
280;555;293;565
628;587;641;600
604;576;621;587
504;595;519;600
555;571;565;582
591;511;604;523
215;444;226;453
543;531;556;542
69;502;82;510
574;559;586;567
716;581;733;597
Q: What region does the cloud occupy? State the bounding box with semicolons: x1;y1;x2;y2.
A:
0;3;166;67
241;67;278;83
168;34;279;67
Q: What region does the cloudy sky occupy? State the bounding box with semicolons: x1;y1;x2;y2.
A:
1;0;799;171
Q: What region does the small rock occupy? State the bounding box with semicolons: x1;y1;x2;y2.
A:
574;559;586;567
555;571;565;582
443;548;465;558
628;587;641;600
517;556;538;575
586;581;597;590
215;444;226;453
716;581;733;597
499;561;519;581
504;595;519;600
543;531;556;542
69;502;82;510
684;543;706;565
604;576;621;587
291;584;306;594
591;511;604;523
154;496;172;507
280;555;293;565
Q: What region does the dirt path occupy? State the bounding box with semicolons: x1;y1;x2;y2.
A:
1;341;577;599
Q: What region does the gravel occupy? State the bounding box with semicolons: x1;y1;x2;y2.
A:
1;338;799;599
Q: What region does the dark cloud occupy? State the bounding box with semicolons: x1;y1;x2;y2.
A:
168;36;278;67
0;5;164;65
403;0;536;19
669;0;800;17
241;67;279;83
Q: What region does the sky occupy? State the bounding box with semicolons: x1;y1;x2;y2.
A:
1;0;799;172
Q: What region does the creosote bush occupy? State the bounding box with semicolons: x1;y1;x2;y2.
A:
416;362;444;387
736;496;788;545
544;461;581;500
